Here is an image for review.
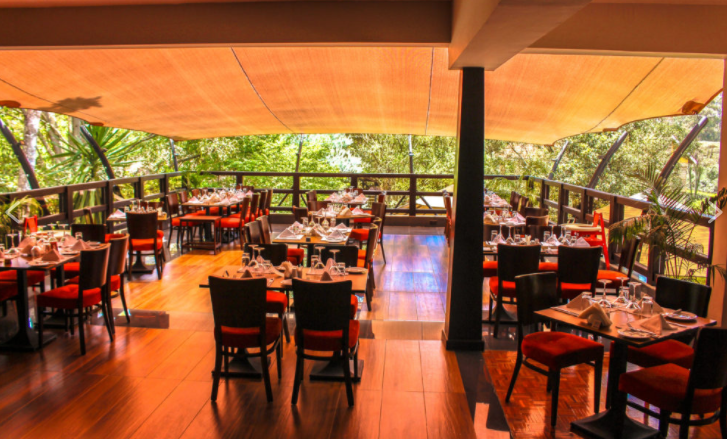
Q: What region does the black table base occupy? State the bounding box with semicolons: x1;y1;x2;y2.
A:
0;328;56;351
310;357;363;382
571;411;659;439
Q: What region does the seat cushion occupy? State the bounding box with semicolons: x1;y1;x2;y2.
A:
0;282;17;302
560;282;592;301
483;261;498;278
296;320;360;351
52;262;80;279
0;270;46;286
131;238;164;252
349;229;369;242
522;331;604;370
219;217;243;229
619;363;722;414
539;262;559;272
218;317;282;350
287;248;305;265
489;277;516;297
357;258;366;268
104;233;127;242
627;339;694;369
66;274;121;292
36;284;102;309
207;207;221;215
266;291;288;315
358;249;367;259
171;216;196;227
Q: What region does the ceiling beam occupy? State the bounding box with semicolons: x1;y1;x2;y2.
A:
0;1;451;50
449;0;592;70
529;3;727;58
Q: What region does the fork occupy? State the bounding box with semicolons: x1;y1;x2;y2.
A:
627;322;657;337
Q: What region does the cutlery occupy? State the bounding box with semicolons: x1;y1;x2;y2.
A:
627;322;657;336
552;307;579;317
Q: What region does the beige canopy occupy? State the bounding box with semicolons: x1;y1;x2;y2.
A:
0;47;721;144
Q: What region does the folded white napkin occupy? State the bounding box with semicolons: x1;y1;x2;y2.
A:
278;228;297;238
484;214;498;225
18;236;35;248
21;244;35;255
189;196;201;203
493;235;506;245
340;207;352;216
546;235;560;246
566;293;591;311
280;261;294;278
636;314;674;335
352;207;365;215
209;194;221;203
327;229;346;241
219;199;230;206
484;195;492;203
578;303;613;327
239;269;254;278
355;195;367;202
516;213;525;222
62;235;77;247
41;249;63;262
109;209;125;219
70;240;91;251
292;221;303;228
333;223;349;230
574;237;590;247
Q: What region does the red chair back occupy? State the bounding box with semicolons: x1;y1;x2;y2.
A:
23;215;38;234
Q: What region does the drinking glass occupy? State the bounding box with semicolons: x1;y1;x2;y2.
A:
582;292;593;306
330;249;340;266
302;217;309;228
330;217;336;229
310;255;320;273
514;234;521;244
626;281;642;311
596;279;612;308
490;230;497;243
543;231;551;242
262;261;272;274
336;262;346;276
614;287;630;305
75;232;83;241
641;296;654;316
241;252;250;268
7;232;18;248
0;244;5;255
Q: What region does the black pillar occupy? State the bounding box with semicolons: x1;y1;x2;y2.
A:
443;68;485;351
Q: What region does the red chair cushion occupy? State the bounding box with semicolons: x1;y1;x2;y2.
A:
539;262;559;272
219;217;243;229
358;249;366;259
66;274;121;291
52;262;80;279
157;230;164;239
104;233;127;242
131;239;164;252
353;210;373;223
619;363;722;414
171;216;196;227
559;282;592;301
357;259;366;268
266;291;288;315
296;320;360;351
522;331;604;370
218;317;282;350
0;270;46;286
0;283;17;302
597;269;628;281
627;339;694;369
489;277;516;297
287;248;305;265
349;229;369;242
36;284;102;309
207;207;221;215
482;261;498;278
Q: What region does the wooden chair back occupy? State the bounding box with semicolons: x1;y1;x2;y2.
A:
208;276;268;342
71;224;106;242
514;272;559;336
307;190;317;207
361;222;380;269
243;243;288;265
106;234;129;277
246;221;263;244
370;202;386;235
523;207;549;217
126;212;158;241
79;246;110;292
292;279;353;344
557;246;601;292
689;327;727;391
320;245;359;268
266;188;274;213
248;193;260;219
258;191;268;217
525;216;549;227
443;195;453;220
497;244;541;282
257;215;272;244
166;193;180;217
293;206;309;223
655;277;711;318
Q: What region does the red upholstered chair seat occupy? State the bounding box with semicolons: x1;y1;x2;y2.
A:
559;282;592;300
266;291;288;315
539;262;559;272
522;331;604;370
353;210;373;224
619;363;722;414
349;229;369;242
597;269;628;281
66;275;121;291
296;320;360;351
0;283;17;302
218;317;282;350
171;216;196;227
219;217;243;228
626;339;694;369
357;259;366;268
104;233;127;242
131;239;164;251
482;261;498;278
287;248;305;265
358;249;366;259
36;284;102;309
0;270;46;286
207;207;221;215
489;277;516;297
52;262;80;279
229;212;242;219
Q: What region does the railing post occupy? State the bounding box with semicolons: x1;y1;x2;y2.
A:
136;177;145;200
351;175;358;188
540;179;547;209
64;185;73;224
106;180;114;219
292;174;300;208
409;175;417;217
236;174;242;186
558;185;567;223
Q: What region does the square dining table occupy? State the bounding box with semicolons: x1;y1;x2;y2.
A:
535;305;716;439
0;252;80;350
273;229;352;266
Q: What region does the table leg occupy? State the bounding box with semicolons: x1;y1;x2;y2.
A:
0;271;56;351
309;353;363;382
570;341;659;439
131;251;154;273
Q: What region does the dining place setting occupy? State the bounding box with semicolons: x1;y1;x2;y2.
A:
326;188;368;206
483;191;512;209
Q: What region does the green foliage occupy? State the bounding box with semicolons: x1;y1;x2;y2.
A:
0;197;40;245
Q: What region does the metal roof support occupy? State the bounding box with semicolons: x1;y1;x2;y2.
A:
169;139;179;172
547;140;569;180
0;118;49;215
586;131;629;189
659;116;709;182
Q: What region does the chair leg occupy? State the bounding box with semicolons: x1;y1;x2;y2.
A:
505;351;523;403
261;351;274;403
658;410;671;437
282;313;291;343
276;342;282;380
155;252;163;280
291;350;304;405
224;346;230;376
119;275;130;324
593;357;603;414
679;412;691;439
37;306;44;347
379;237;386;264
353;349;359;379
78;309;86;355
493;295;503;338
342;351;354;407
102;297;114;341
211;343;222;401
550;369;561;427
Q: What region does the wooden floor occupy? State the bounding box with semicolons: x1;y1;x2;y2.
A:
0;229;721;438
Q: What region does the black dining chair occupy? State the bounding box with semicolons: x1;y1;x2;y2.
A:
243;243;288;266
208;276;282;402
291;278;359;407
126;212;164;279
320;245;359;268
556;246;601;301
245;220;264;245
505;272;604;427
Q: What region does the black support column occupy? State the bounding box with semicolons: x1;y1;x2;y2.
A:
443;68;485;351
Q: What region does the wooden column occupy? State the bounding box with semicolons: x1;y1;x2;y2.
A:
712;60;727;325
444;68;485;351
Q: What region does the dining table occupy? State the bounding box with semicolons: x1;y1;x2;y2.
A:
0;251;81;351
274;228;352;265
199;265;368;382
535;304;716;439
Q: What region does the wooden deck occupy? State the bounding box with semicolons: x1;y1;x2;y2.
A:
0;229;720;438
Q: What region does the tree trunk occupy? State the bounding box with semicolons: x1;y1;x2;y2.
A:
18;109;41;191
69;116;82;144
42;112;64;157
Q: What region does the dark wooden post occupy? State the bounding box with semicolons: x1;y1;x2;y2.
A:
409;175;417;217
292;174;301;207
444;68;485;351
64;185;74;224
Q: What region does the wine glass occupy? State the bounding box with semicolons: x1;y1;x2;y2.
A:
490;230;497;244
596;279;612;308
330;249;340;266
7;232;18;248
241;252;251;269
626;281;642;311
310;255;320;274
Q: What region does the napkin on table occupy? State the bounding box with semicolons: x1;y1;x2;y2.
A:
62;235;78;246
546;235;561;246
340;207;352;216
292;221;303;228
574;237;590;247
333;223;349;230
566;292;591;311
352;207;365;215
41;249;63;262
484;214;498;225
320;271;333;282
70;240;91;251
327;229;346;241
17;236;35;248
21;244;35;255
277;228;297;238
188;196;201;203
578;303;613;327
636;314;674;335
109;209;125;219
239;269;254;278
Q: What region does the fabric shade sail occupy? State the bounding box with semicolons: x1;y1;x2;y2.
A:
0;47;721;144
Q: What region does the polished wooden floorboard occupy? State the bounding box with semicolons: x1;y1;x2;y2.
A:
0;231;719;438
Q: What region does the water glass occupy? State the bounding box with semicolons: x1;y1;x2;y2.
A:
75;232;83;241
241;252;250;268
302;218;309;228
310;255;320;273
514;234;521;244
641;296;654;316
336;262;346;276
543;231;551;242
490;231;497;243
